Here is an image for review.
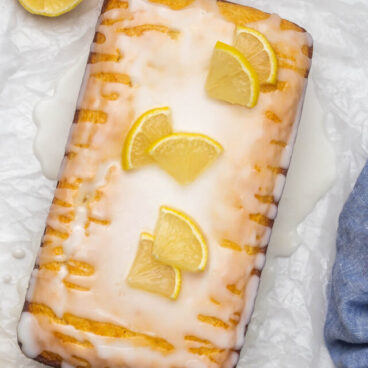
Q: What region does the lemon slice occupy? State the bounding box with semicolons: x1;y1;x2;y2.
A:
122;107;173;170
148;133;223;184
18;0;84;17
127;232;181;300
205;41;259;108
153;206;208;272
234;26;278;85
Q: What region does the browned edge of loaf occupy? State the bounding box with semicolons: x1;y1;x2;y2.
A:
16;0;313;367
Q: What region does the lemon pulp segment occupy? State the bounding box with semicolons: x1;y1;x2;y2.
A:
153;206;208;272
122;107;173;170
148;133;223;184
205;41;259;107
234;26;278;85
127;232;181;300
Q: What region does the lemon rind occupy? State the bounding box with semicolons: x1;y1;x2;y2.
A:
140;232;155;241
122;106;171;170
159;205;208;272
18;0;84;17
171;267;182;300
214;41;260;108
235;26;278;85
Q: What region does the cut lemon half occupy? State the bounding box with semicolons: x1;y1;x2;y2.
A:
18;0;84;17
234;26;278;85
153;206;208;272
127;232;181;300
122;107;173;170
205;41;259;108
148;133;223;184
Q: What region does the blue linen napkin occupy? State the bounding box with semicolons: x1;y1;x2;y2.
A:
325;161;368;367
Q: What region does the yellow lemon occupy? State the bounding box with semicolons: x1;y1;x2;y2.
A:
234;26;278;85
18;0;84;17
205;41;259;108
153;206;208;272
122;107;173;170
127;233;181;300
148;133;223;184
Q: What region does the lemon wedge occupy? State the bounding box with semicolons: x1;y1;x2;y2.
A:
148;133;223;184
18;0;84;17
234;26;278;85
153;206;208;272
127;232;181;300
205;41;259;108
122;107;173;170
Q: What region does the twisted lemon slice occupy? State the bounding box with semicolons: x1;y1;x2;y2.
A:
149;133;223;184
234;26;278;85
122;107;173;170
18;0;84;16
153;206;207;272
127;233;181;300
205;41;259;107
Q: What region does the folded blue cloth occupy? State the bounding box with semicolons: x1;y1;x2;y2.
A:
325;161;368;368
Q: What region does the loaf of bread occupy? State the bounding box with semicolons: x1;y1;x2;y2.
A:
18;1;313;367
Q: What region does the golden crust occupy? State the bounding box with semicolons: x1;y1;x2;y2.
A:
217;1;270;25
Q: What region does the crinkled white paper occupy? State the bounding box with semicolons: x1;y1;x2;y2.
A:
0;0;367;367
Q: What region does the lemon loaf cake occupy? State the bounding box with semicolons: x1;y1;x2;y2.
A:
18;1;313;367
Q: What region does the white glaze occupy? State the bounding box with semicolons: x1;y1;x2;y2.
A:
18;313;42;358
268;82;336;257
2;274;12;284
21;1;314;367
12;248;26;259
33;55;88;180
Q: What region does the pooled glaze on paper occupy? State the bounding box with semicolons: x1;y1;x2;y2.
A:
34;55;88;181
268;83;335;256
19;1;313;367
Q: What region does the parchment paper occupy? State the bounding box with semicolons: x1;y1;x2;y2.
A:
0;0;367;367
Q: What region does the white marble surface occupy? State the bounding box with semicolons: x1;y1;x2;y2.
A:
0;0;367;367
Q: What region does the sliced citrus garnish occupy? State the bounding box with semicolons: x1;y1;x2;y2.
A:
234;26;278;85
122;107;173;170
153;206;208;272
18;0;84;17
127;232;181;300
148;133;223;184
205;41;259;108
